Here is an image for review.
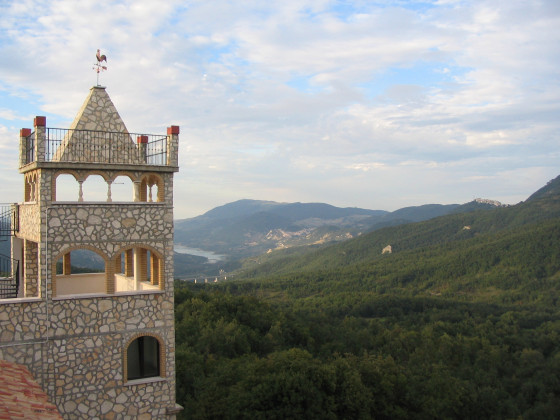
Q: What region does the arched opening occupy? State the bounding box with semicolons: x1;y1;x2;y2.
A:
82;174;108;202
139;174;164;202
55;173;81;201
111;174;134;202
24;172;38;202
53;248;107;296
114;246;163;292
125;335;164;381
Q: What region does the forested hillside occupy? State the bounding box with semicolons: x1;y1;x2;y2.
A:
174;175;560;419
173;199;487;270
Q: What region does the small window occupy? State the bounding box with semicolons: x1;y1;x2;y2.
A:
127;336;160;380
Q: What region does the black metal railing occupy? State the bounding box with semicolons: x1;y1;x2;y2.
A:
0;204;18;237
24;128;168;166
0;253;19;299
145;135;167;165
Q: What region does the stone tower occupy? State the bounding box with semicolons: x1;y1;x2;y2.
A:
0;86;182;418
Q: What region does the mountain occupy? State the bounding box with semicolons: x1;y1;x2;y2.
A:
237;175;560;280
526;173;560;201
174;175;560;419
174;200;462;257
174;200;385;259
173;197;508;277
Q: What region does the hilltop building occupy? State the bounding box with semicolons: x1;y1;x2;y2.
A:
0;86;182;418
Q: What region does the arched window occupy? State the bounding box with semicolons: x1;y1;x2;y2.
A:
126;336;161;381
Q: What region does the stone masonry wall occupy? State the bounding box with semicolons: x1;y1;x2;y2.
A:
17;203;41;242
0;293;176;419
47;203;173;258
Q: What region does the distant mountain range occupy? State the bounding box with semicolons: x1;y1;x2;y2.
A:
173;175;560;419
173;195;509;277
174;179;560;419
237;173;560;280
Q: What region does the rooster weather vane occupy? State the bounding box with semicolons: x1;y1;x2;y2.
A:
93;49;107;86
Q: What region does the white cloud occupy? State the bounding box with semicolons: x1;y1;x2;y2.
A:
0;0;558;217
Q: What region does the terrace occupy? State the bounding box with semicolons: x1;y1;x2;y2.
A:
21;127;172;167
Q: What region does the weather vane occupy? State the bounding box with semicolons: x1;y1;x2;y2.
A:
93;49;107;86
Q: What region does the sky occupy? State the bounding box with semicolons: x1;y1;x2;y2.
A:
0;0;559;219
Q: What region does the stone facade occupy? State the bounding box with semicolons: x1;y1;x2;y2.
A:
0;86;181;419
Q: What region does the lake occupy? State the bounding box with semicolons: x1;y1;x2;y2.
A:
174;245;226;263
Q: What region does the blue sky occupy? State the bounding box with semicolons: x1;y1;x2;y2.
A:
0;0;559;218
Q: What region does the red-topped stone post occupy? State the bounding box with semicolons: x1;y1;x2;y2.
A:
19;128;32;167
166;125;179;167
34;116;46;163
137;135;148;163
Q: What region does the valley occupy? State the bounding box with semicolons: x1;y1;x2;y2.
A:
173;175;560;419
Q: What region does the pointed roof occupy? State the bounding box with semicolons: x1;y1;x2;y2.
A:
68;86;129;132
52;86;143;164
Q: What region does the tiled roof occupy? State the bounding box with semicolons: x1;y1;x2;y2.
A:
0;360;62;420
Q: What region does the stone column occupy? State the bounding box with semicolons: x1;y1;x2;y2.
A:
34;116;46;163
133;181;141;202
107;180;112;202
20;128;32;167
78;181;84;202
63;253;71;275
105;260;115;295
124;249;133;277
150;254;159;286
115;254;122;274
134;248;147;288
166;126;179;167
23;240;39;297
158;255;165;291
139;248;148;283
137;135;148;164
139;179;147;202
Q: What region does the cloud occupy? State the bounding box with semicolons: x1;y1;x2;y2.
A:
0;0;558;217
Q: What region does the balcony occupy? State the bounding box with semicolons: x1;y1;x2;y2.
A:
21;126;178;168
55;272;160;297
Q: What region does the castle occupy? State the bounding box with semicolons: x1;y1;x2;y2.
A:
0;85;182;418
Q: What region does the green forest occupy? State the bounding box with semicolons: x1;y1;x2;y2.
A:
173;177;560;419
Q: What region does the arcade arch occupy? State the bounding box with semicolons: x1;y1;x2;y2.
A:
139;174;164;202
82;173;109;201
54;173;81;201
110;174;135;202
114;245;164;292
53;171;165;203
52;247;108;297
